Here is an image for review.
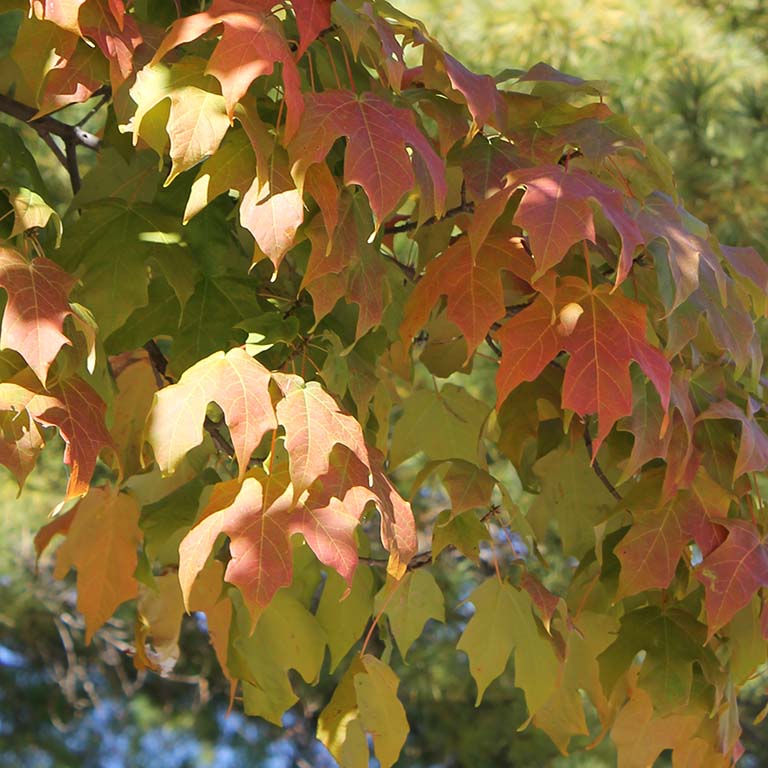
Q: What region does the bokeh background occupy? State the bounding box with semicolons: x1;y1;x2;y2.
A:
3;1;768;766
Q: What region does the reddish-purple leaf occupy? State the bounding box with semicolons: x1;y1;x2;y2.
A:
288;0;332;57
289;90;446;227
695;519;768;639
471;165;643;283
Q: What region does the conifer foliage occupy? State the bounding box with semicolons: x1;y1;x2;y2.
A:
1;1;767;764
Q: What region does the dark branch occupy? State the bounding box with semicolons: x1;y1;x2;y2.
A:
583;426;622;500
0;93;102;151
382;201;475;235
359;551;433;570
0;93;103;194
485;333;501;357
381;250;418;281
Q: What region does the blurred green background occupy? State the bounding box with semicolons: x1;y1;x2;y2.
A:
3;1;768;766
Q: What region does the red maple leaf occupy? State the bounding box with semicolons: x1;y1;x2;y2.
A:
0;249;76;385
496;277;671;455
0;370;113;498
289;90;446;226
401;233;535;358
695;519;768;639
153;0;303;138
470;165;643;283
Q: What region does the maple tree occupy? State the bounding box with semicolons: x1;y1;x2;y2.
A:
1;0;767;764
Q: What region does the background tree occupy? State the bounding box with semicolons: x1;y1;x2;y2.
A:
0;1;767;767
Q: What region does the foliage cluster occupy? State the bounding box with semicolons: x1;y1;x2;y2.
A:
0;1;767;766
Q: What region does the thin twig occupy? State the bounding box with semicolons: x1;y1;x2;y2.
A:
75;86;111;127
583;426;622;500
0;93;102;193
381;250;418;281
359;550;433;570
382;201;475;235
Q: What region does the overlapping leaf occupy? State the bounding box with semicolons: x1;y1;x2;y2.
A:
146;347;275;479
470;165;643;282
0;248;75;384
130;58;231;185
695;519;768;639
290;90;446;226
53;486;142;641
0;370;112;498
497;277;671;453
401;233;535;357
152;0;303;138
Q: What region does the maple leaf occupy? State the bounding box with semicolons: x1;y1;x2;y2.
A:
0;248;75;385
697;400;768;481
528;442;616;557
275;377;371;497
31;0;87;36
146;348;276;479
184;126;257;224
317;568;374;672
401;233;535;358
375;570;445;658
457;578;559;715
616;472;729;597
239;154;304;271
36;41;107;117
0;370;113;498
611;689;703;768
130;58;231;185
187;560;232;675
369;451;419;579
289;90;447;227
532;612;616;753
0;411;45;491
79;0;142;88
152;0;304;138
54;486;142;642
318;655;408;768
695;519;768;640
470;165;643;283
288;0;333;57
495;293;560;401
390;383;490;469
637;192;727;311
109;350;158;479
557;279;671;454
599;605;715;712
179;447;378;612
497;277;671;454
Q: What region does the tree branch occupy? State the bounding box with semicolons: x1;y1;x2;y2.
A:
382;201;474;235
0;93;102;194
0;93;102;150
583;426;622;500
